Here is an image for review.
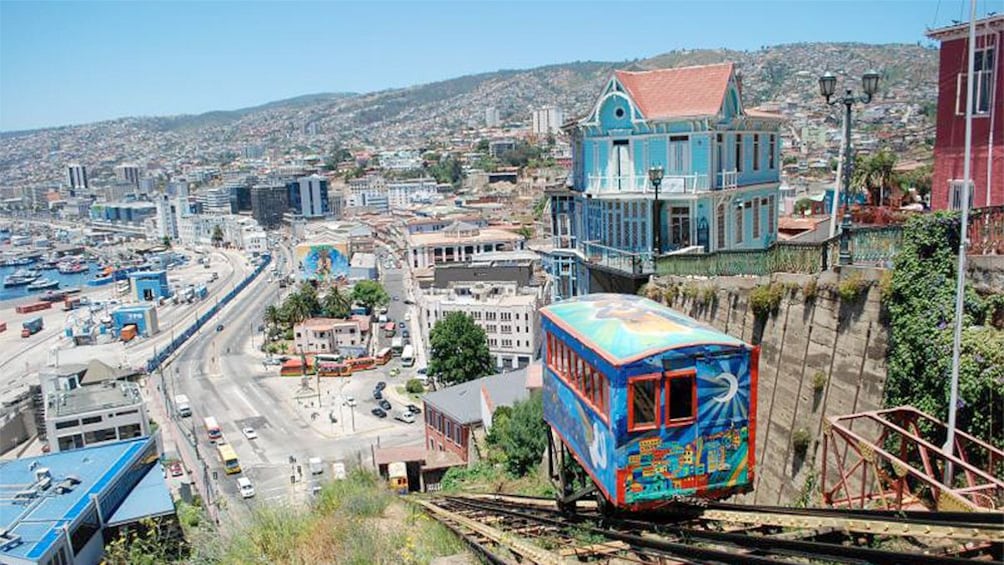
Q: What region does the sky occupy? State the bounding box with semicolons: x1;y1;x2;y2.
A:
0;0;997;132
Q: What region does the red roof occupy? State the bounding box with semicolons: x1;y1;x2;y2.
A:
614;63;733;120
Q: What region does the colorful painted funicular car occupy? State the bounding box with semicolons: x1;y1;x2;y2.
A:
541;294;759;512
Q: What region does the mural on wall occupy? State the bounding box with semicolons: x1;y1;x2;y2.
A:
295;243;349;282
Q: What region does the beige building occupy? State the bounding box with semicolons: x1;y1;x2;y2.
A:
294;316;370;353
406;221;525;270
421;281;542;370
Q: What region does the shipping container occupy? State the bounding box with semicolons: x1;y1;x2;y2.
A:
16;302;52;314
120;324;137;342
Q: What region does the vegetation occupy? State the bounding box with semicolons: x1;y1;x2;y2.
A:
322;286;352;319
837;273;868;302
811;370;828;393
351;280;390;313
426;154;464;187
485;391;547;476
803;276;819;301
791;427;812;456
162;236;172;248
428;312;494;386
750;282;784;319
405;378;425;394
852;149;897;206
883;212;1002;458
211;224;224;246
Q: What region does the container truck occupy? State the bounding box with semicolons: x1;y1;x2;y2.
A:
21;317;43;337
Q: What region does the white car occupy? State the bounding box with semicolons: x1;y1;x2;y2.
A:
237;477;256;498
343;396;357;407
242;427;258;440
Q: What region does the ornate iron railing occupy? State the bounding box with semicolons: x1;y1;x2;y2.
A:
968;205;1004;255
850;226;903;266
581;240;652;275
586;173;709;193
654;238;838;277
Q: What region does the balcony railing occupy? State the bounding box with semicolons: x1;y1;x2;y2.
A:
587;174;709;194
718;170;738;190
581;240;653;275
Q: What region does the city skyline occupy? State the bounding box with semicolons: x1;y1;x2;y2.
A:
0;0;996;132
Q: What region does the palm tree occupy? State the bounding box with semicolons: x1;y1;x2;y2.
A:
263;304;283;339
322;286;351;319
284;293;313;326
211;224;224;247
853;150;897;206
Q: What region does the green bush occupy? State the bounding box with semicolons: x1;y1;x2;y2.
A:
837;273;868;302
681;283;701;300
811;370;827;392
405;378;425;394
803;277;819;301
792;428;812;455
662;284;680;305
750;282;784;319
700;285;719;306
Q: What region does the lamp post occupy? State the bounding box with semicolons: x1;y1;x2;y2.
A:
649;166;664;257
819;70;880;265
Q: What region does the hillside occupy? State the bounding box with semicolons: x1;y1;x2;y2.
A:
0;43;938;186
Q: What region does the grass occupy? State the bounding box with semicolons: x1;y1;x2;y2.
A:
193;469;464;564
441;460;555;498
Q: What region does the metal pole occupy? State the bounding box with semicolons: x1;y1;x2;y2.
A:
829;111;846;239
944;0;978;485
839;93;854;265
652;180;661;255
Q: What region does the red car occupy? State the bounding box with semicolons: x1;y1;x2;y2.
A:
169;462;184;477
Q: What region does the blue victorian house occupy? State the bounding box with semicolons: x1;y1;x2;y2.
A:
545;62;784;299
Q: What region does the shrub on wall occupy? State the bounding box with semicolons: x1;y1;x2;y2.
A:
884;212;1002;457
750;282;784;320
803;276;819;301
837;273;868;302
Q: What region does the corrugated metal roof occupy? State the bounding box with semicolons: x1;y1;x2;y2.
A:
422;367;530;425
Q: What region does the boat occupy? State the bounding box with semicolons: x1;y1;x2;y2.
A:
27;278;60;291
38;260;59;270
3;269;40;287
58;262;89;274
3;257;33;267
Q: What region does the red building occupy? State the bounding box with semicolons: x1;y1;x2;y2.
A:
927;15;1004;210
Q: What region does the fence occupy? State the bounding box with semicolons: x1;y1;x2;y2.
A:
144;253;272;374
655;237;838;277
969;205;1004;255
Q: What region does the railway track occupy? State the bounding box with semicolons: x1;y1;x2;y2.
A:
414;493;1002;564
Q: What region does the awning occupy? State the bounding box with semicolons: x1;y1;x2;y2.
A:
105;465;175;526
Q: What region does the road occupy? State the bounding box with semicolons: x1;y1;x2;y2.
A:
159;238;425;518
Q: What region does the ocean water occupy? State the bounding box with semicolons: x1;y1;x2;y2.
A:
0;263;99;302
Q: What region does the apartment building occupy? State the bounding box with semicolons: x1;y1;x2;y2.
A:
44;380;150;453
293;316;370;353
406;221;525;270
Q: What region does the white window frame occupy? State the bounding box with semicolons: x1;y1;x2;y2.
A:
949;179;974;210
956;44;996;117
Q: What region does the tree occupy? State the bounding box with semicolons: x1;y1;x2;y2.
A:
428;312;494;386
351;280;389;312
490;392;547;476
161;236;172;248
852;149;897;205
263;304;284;338
322;286;351;319
896;164;933;202
211;224;224;246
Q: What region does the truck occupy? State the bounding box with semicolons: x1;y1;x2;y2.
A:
175;394;192;417
309;457;324;475
21;317;43;338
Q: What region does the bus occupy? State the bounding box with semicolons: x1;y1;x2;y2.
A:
348;356;376;372
401;345;415;367
204;416;222;443
383;322;396;338
317;361;352;377
391;337;404;355
217;443;241;474
375;347;393;366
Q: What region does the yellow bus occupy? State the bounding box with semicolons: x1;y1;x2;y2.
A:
217;443;241;474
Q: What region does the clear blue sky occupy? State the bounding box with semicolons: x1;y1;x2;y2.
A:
0;0;996;132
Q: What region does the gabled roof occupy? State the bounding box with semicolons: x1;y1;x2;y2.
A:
423;366;530;425
614;63;734;120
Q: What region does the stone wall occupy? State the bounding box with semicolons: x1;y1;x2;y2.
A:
649;267;887;505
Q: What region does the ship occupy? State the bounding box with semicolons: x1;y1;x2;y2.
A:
3;269;40;287
27;278;60;291
58;262;89;274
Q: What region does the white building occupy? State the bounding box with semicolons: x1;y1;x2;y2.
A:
43;376;150;453
421;281;543;370
531;106;564;136
347;174;387;207
115;163;142;186
485;106;501;128
175;213;266;250
378;150;422;171
386;178;438;209
154;193;178;240
198;187;233;214
406;221;525;270
66;163;88;191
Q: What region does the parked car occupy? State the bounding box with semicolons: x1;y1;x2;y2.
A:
405;404;422;415
416;367;427;375
398;321;407;328
402;329;410;339
216;324;225;332
263;357;282;366
242;427;258;440
392;295;400;301
395;411;415;424
373;390;383;400
404;299;414;305
371;407;387;418
169;462;184;477
379;399;392;411
343;396;357;407
237;477;256;498
375;381;387;392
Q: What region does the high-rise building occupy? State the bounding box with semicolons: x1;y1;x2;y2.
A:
155;193;179;240
531;106;564;136
287;174;330;218
115;163;142;187
67;163;88;191
251;184;289;228
485;107;501;128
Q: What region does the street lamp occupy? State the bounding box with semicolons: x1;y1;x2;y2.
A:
648;166;664;256
819;70;880;265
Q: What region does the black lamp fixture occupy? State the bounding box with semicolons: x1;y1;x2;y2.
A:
819;69;880;265
649;166;664;256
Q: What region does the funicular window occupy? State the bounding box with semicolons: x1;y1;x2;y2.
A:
545;331;609;419
663;357;697;425
629;376;660;431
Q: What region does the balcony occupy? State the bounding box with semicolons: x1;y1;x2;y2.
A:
586;174;709;195
581;240;653;276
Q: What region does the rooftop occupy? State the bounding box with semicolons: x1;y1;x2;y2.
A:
423;366;531;425
406;226;523;247
48;380;143;418
0;437;165;562
614;63;734;120
541;293;748;366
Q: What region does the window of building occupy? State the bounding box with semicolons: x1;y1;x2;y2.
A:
669;207;691;248
717;203;726;249
735;204;744;244
957;45;996;115
665;371;697;424
752;198;760;239
769;134;776;169
84;428;118;444
628;376;659;431
753;134;761;171
501;312;512;321
501;325;511;334
81;415;102;425
57;434;84;451
950;180;974;210
118;424;142;439
55;419;80;430
735;134;743;172
768;195;776;234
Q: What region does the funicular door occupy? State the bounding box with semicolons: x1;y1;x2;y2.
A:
694;352;752;490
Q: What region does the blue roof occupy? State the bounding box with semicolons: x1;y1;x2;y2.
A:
0;437;160;561
107;465;174;526
541;293;747;366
